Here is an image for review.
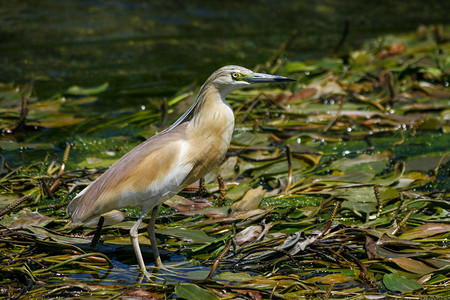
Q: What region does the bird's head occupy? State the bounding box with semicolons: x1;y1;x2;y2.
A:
206;65;295;96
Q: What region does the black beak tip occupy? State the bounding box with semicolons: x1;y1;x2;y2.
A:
275;77;296;82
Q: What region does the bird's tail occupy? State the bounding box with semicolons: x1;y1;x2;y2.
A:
67;189;125;227
67;188;90;225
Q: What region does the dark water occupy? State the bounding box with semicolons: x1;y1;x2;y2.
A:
1;0;449;109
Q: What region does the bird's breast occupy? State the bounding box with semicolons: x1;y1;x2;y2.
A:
185;100;235;180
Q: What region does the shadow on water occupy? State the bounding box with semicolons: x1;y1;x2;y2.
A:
65;257;213;286
63;241;215;285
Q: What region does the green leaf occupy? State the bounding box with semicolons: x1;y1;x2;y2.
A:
383;273;423;293
0;140;54;151
373;161;405;186
329;151;391;173
215;271;254;282
340;186;399;215
155;228;214;243
66;82;109;95
175;283;219;300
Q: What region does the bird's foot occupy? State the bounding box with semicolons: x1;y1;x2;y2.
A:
155;262;182;275
155;261;201;280
137;262;193;282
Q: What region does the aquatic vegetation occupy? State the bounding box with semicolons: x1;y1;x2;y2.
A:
0;27;449;299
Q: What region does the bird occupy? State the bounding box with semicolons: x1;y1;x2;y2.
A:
67;65;295;276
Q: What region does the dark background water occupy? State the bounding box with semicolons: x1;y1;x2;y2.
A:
1;0;449;110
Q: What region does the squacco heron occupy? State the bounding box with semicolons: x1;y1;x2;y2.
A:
67;65;294;275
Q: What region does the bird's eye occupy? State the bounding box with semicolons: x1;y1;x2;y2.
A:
231;72;240;80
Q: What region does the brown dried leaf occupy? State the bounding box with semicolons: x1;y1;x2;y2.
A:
365;236;380;259
280;88;318;103
307;273;354;284
231;186;266;210
9;208;53;229
389;257;437;274
234;225;263;246
164;195;213;213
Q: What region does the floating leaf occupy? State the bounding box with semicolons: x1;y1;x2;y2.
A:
175;283;220;300
340;186;399;215
66;82;109;95
155;228;214;243
8;209;54;229
399;223;450;240
0;193;22;211
329;151;392;173
383;273;423;293
28;114;85;128
231;185;266;210
307;272;354;284
389;257;437;274
373;161;405;186
0;140;54;151
164;195;213;213
234;225;263;245
215;271;254;282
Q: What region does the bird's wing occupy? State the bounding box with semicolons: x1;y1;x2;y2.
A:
67;123;193;224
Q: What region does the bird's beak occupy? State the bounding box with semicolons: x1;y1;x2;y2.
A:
244;72;296;84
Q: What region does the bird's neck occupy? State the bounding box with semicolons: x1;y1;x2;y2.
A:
188;85;235;140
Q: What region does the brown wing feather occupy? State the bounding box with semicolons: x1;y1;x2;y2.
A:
67;123;189;224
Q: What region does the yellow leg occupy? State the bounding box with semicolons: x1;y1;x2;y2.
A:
147;204;163;268
130;217;148;274
147;205;188;276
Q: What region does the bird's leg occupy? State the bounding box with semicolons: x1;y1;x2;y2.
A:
217;174;226;206
147;204;188;276
147;204;163;267
130;216;149;274
90;216;105;248
198;177;208;196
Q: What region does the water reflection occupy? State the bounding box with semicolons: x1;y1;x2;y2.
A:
66;256;213;286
